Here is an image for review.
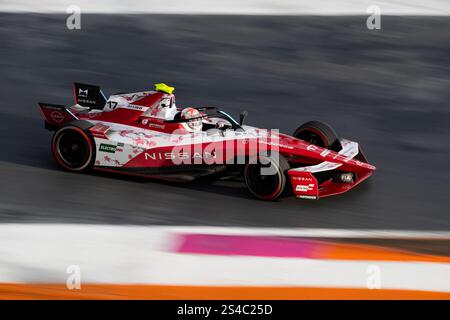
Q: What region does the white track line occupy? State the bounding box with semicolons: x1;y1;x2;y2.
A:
1;0;449;15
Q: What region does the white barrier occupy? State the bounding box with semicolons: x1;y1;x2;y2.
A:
1;0;449;15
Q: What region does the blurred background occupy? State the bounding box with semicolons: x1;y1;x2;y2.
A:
0;12;449;228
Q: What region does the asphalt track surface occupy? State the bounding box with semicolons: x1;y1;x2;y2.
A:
0;14;449;229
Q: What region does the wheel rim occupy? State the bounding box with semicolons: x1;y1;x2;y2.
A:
245;161;282;198
56;130;90;169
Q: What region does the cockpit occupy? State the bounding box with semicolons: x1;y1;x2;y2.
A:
141;83;242;133
167;107;241;132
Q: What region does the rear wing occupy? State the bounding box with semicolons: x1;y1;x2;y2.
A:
38;103;78;131
73;82;107;110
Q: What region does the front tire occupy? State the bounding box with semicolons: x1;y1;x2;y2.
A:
51;124;95;172
293;120;341;152
244;152;290;201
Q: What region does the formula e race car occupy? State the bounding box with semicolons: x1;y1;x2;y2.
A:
38;83;375;201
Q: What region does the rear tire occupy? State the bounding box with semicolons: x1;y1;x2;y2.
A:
244;152;290;201
293;120;341;152
51;123;95;172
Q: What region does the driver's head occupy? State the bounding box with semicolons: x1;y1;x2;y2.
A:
181;107;202;132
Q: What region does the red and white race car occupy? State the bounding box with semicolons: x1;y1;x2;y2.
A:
38;82;375;200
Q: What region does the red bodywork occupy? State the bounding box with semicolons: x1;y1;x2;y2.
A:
39;84;376;200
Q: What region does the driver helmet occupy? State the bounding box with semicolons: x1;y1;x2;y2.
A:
181;107;202;132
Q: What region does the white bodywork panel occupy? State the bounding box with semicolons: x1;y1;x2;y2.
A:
289;139;359;173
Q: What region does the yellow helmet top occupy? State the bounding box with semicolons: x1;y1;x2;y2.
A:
154;83;174;94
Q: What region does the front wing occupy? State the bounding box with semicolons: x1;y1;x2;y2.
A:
287;139;374;199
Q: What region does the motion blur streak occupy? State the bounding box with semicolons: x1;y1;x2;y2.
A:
1;285;449;300
0;14;449;229
1;0;449;15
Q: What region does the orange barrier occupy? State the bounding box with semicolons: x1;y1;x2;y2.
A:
319;241;450;262
1;284;449;300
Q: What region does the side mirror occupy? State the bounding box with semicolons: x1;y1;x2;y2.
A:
239;110;248;126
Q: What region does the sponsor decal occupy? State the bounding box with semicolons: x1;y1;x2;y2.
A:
140;118;165;129
78;98;97;105
78;88;88;97
144;151;216;161
298;195;317;200
116;143;124;152
50;111;64;123
320;149;331;157
148;122;165;129
295;184;315;192
292;176;313;182
99;143;117;153
126;104;148;111
259;140;294;150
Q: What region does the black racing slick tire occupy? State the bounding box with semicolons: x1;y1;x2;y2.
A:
51;121;95;172
293;120;342;152
244;152;291;201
